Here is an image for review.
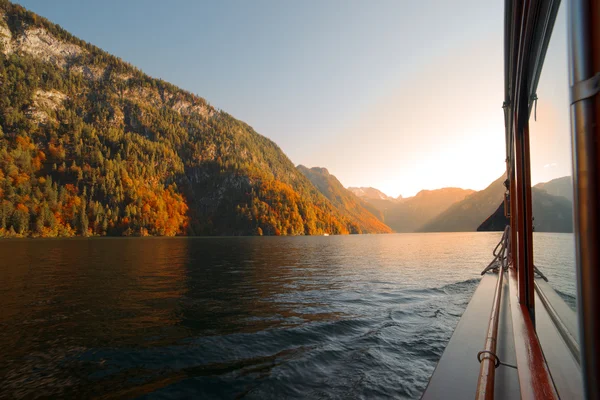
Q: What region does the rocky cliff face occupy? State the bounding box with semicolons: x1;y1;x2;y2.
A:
0;2;366;237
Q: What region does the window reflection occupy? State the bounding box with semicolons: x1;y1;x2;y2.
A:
529;3;577;312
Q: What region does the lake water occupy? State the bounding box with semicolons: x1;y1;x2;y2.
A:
0;232;575;399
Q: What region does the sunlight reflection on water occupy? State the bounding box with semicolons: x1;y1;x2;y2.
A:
0;232;574;399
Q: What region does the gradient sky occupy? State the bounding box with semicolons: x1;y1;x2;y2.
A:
13;0;571;197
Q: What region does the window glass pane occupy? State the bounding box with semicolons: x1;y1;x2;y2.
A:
529;3;577;311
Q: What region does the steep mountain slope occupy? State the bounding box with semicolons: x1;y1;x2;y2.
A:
419;175;506;232
0;2;361;237
534;176;573;202
477;188;573;233
297;166;391;233
476;202;507;232
531;188;573;232
350;197;397;219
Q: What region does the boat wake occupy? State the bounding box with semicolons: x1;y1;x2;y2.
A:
50;278;481;399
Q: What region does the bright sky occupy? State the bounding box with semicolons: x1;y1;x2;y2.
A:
529;5;572;188
14;0;571;197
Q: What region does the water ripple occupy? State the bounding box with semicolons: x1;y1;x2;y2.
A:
0;233;528;399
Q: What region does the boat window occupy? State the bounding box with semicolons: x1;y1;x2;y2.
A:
529;0;579;352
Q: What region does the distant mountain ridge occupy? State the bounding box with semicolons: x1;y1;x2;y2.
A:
352;185;475;232
477;188;573;232
383;188;475;232
347;187;400;202
419;175;507;232
534;176;573;202
347;174;574;234
349;174;574;233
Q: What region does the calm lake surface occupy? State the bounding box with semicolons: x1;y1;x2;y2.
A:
0;232;575;399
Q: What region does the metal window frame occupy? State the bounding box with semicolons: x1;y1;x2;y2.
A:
568;0;600;398
504;0;562;397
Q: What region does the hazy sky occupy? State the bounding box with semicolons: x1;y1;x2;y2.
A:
14;0;571;197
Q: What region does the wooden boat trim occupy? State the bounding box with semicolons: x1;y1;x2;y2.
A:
425;0;600;396
475;263;506;399
507;267;559;399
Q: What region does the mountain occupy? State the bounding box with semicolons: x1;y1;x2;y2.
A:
477;188;573;233
0;2;369;237
534;176;573;202
347;187;397;201
351;185;474;232
531;188;574;232
477;202;507;232
297;166;391;233
347;196;397;220
419;175;507;232
376;188;475;232
389;188;475;232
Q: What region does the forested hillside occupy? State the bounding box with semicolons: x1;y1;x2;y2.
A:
0;1;369;237
297;166;392;233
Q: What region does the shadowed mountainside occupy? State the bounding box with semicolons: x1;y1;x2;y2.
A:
384;188;475;232
477;187;573;232
297;166;392;233
419;175;506;232
478;188;573;233
534;176;573;202
353;186;474;232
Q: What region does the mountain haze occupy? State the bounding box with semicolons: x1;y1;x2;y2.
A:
420;175;506;232
347;187;399;202
383;188;475;232
352;186;474;232
534;176;573;202
477;188;573;233
297;166;391;233
0;2;377;237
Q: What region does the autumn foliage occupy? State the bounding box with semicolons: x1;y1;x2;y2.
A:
0;1;388;237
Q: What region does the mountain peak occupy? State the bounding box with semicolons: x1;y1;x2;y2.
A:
411;187;476;202
419;174;507;232
348;186;395;201
534;176;573;202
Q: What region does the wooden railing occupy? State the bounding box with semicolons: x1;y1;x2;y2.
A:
476;226;510;399
475;260;505;399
